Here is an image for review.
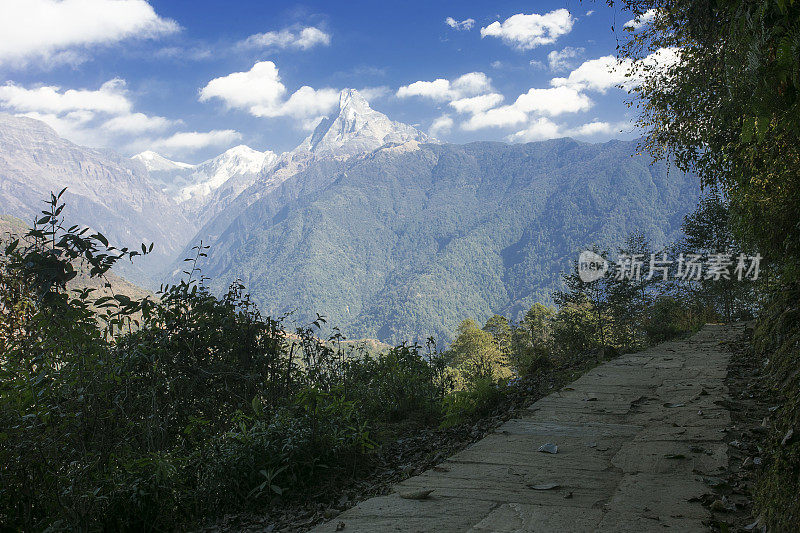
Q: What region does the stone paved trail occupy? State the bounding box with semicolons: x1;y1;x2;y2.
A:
311;324;745;532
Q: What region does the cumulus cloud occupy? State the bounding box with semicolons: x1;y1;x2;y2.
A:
514;87;592;115
547;46;584;71
480;9;574;50
445;17;475;31
507;117;562;141
0;0;179;68
397;72;493;101
551;48;679;92
199;61;339;125
0;79;132;114
397;79;452;101
358;86;390;102
509;118;633;142
570;120;631;136
462;105;528;131
624;9;657;30
449;93;504;114
461;87;591;131
398;69;594;134
550;55;629;92
429;115;454;137
237;26;331;50
0;78;223;156
101;112;176;134
19;110;100;146
199;61;285;110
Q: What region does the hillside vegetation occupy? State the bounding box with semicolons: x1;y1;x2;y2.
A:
0;192;730;530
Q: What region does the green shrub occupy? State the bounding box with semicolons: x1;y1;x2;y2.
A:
440;377;508;428
752;284;800;531
337;342;447;424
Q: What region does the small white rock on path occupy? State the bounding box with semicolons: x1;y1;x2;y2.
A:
310;323;745;532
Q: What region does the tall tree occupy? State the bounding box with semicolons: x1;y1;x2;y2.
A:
449;319;511;384
482;315;512;358
612;0;800;278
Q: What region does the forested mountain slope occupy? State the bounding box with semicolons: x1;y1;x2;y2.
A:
189;138;698;343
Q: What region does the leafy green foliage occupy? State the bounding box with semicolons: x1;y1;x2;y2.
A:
614;0;800;279
0;194;451;530
752;284;800;530
448;319;512;385
441;378;507;428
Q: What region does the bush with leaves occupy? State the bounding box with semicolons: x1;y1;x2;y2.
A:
0;192;469;530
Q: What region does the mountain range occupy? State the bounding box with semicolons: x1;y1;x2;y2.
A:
0;89;699;342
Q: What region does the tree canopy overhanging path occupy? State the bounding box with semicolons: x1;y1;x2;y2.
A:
311;324;746;532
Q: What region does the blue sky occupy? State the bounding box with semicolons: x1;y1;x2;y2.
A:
0;0;657;162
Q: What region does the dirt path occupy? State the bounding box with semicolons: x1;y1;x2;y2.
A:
310;323;746;532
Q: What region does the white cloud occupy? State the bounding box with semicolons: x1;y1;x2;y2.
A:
450;93;504;114
480;9;574;50
0;78;211;155
445;17;475;31
550;55;629;92
19;110;99;146
238;26;331;50
462;105;529;131
451;72;493;97
358;86;390;101
529;59;546;70
460;86;591;131
624;9;657;30
509;118;634;142
586;10;595;16
397;72;493;101
429;115;454;137
0;0;179;68
200;61;286;110
551;48;679;93
398;69;594;134
547;46;584;71
508;117;562;141
199;61;341;126
101;112;176;134
397;79;452;101
269;86;339;119
0;79;132;114
146;129;241;154
513;87;592;116
570;120;631;136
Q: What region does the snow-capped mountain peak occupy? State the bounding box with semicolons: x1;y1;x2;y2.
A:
202;145;276;178
132;145;277;218
132;150;193;172
297;88;429;157
178;145;276;203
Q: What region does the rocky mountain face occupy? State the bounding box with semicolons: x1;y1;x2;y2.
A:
0;113;192;285
297;88;429;157
166;88;434;270
0;90;701;342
